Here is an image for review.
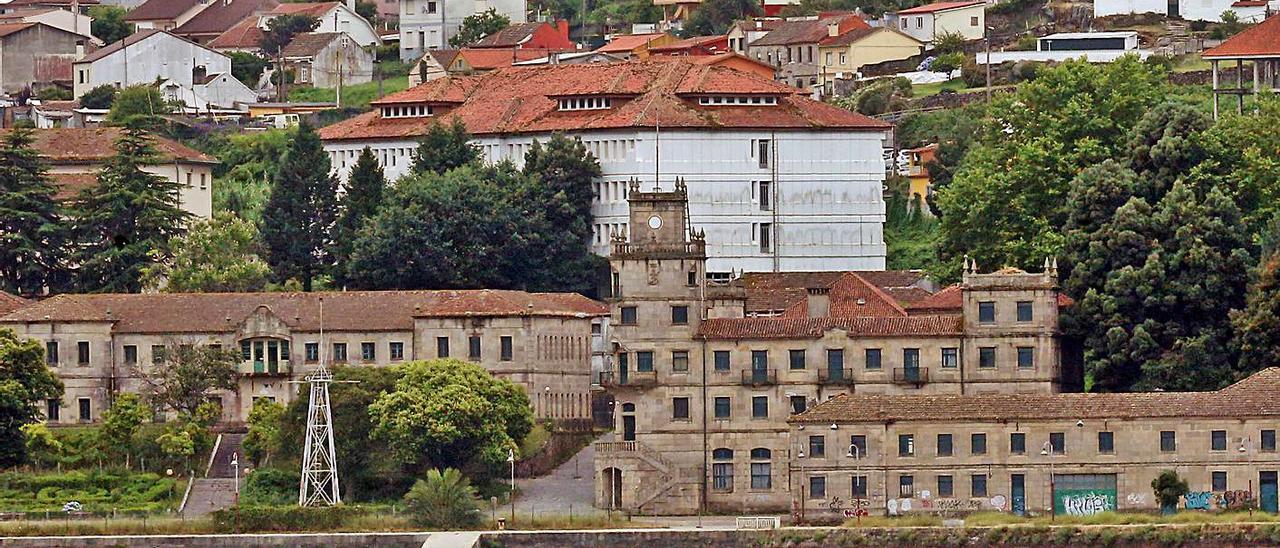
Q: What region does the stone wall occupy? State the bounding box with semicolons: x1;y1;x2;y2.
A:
0;533;430;547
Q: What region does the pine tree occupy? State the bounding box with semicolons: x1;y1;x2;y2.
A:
516;134;605;295
73;124;190;293
412;118;479;176
331;147;386;286
260;122;338;291
1234;253;1280;378
0;128;69;295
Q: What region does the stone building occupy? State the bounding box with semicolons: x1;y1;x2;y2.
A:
788;368;1280;518
0;290;607;426
594;184;1079;515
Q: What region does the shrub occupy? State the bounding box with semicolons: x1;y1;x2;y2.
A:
933;31;968;54
1152;470;1189;513
209;505;369;533
239;468;298;506
402;468;482;530
1010;61;1040;82
36;87;71;100
961;60;986;87
1012;33;1039;51
931;52;965;73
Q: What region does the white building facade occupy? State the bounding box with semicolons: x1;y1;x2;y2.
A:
398;0;527;60
318;59;891;274
71;29;257;109
1093;0;1277;22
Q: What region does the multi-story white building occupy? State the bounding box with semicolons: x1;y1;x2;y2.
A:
398;0;527;60
317;58;892;274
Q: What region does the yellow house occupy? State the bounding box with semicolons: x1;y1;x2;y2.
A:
818;27;923;90
904;143;938;205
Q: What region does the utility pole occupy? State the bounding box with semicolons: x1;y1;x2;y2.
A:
984;26;992;102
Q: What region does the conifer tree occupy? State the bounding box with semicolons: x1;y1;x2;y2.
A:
0;128;69;295
331;147;386;286
73;124;189;293
412;118;479;176
1233;253;1280;379
260;122;338;291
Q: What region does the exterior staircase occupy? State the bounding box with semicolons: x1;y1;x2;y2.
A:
181;433;245;517
597;440;687;514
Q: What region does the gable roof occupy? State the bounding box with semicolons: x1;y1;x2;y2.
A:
175;0;278;36
750;14;869;47
269;1;339;17
0;22;35;38
471;22;543;47
455;47;558;69
896;0;983;14
319;58;889;141
0;291;28;316
0;290;608;333
1202;13;1280;58
649;35;728;54
597;32;670;53
76;29;195;64
282;31;340;57
208;15;265;49
1;128;217;164
125;0;201;22
794;368;1280;423
699;315;964;339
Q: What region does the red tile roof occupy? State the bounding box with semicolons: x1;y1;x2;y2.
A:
1203;13;1280;58
282;31;340;57
648;35;729;54
209;16;264;50
896;1;984;14
750;14;869;47
125;0;201;22
0;290;607;333
319;58;889;141
905;283;961;313
794;368;1280;423
0;22;38;38
2;128;216;164
270;1;339;18
471;22;543;47
597;32;670;53
0;291;28;316
47;172;100;201
176;0;278;36
455;47;559;69
699;315;963;339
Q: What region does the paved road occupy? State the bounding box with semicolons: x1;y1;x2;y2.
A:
508;434;605;519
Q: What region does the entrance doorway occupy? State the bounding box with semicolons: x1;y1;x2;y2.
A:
1262;472;1278;513
1011;474;1026;516
602;467;623;509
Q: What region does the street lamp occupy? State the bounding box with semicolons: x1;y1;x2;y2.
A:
507;449;516;525
1040;441;1054;522
847;444;862;525
231;452;240;497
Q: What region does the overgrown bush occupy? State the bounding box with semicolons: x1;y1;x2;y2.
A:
402;468;482;530
0;470;178;513
238;468;298;506
1011;33;1038;51
961;60;986;87
931;52;965;73
209;504;370;533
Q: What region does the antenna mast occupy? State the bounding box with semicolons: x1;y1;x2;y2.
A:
298;297;341;506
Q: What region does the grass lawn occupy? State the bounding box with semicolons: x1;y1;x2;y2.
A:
912;78;968;97
288;76;411;110
1173;53;1213;73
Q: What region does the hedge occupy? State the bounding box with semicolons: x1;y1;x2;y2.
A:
209;505;371;533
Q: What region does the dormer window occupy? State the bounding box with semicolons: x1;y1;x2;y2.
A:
558;97;611;111
698;96;779;106
381;103;432;118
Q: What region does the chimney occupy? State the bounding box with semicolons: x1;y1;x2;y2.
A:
806;288;830;318
557;19;570;40
346;0;356;11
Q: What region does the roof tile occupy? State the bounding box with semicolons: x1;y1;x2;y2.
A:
1203;13;1280;58
896;1;984;14
4;128;216;164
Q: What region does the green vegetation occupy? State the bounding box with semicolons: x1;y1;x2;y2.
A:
288;76;410;111
884;192;940;272
88;5;132;46
0;470;179;513
0;128;69;295
141;212;273;292
450;8;509;48
261;122;338;291
402;468;482;529
911;78;968;97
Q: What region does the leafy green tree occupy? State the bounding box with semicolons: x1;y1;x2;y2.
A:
229;52;269;88
516;135;604;294
156;426;196;470
0;329;64;467
261;122;338;291
243;398;284;466
72;124;190;293
260;14;319;54
1152;470;1188;514
369;359;533;478
36;87;71;100
101;393;149;468
1060;160;1142;300
449;8;510;47
587;0;661;25
89;5;133;45
1126;102;1211;201
134;342;238;417
141;212;272;292
210;129;291;223
681;0;760;36
331;147;386;286
932;31;967;55
240;467;298;505
1232;253;1280;378
403;468;483;529
20;423;61;469
106;85;174;126
0;127;69;295
79;84;118;110
412;117;479;175
1195;96;1280;232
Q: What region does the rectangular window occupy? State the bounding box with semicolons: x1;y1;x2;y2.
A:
1098;431;1114;453
751;350;768;370
500;336;513;361
903;348;920;370
852;475;868;497
1160;431;1176;452
970;15;979;25
672;350;689;372
789;349;806;370
930;434;950;457
809;476;826;498
436;337;449;358
332;343;347;362
620;306;637;325
714;397;730;418
898;434;914;457
671;305;689;325
972;433;987;455
899;475;914;498
1212;471;1227;492
827;348;844;373
77;341;89;365
636;351;654;372
468;336;481;360
978;301;995;323
361;342;375;362
123;345;137;365
46;399;59;421
750;462;771;489
672;397;690;420
941;347;958;368
1016;301;1033;322
759;223;772;253
390;342;404;361
759;181;772;211
850;435;867;457
865;348;882;370
1049;432;1065;454
78;398;90;421
712;463;733;491
809;435;825;458
752;395;768;418
1212;430;1227;451
979;347;996;368
1017;347;1034;369
303;343;318;363
45;342;58;366
790;395;806;414
1263;429;1276;452
937;475;953;497
714;350;730;371
972;474;988;497
757;139;770;168
1011;432;1026;454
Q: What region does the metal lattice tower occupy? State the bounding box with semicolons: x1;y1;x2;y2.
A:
298;365;341;506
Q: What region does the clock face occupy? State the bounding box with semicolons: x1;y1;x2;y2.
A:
648;215;662;230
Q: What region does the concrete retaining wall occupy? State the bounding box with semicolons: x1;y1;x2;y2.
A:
0;532;431;547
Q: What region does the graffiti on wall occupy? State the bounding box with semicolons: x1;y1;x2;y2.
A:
826;496;870;518
1061;492;1113;516
887;495;1008;515
1126;493;1146;506
1184;490;1255;511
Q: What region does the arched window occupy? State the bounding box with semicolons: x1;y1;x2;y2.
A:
622;402;635;412
712;448;734;492
750;447;771;460
750;447;772;490
712;448;733;460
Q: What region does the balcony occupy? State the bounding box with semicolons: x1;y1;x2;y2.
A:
818;367;856;386
599;370;657;389
893;367;929;386
238;360;291;376
741;369;778;386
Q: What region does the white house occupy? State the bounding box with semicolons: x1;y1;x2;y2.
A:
71;29;258;110
978;31;1153;64
1094;0;1277;22
887;0;985;43
208;1;382;51
0;7;97;44
398;0;527;60
318;58;893;274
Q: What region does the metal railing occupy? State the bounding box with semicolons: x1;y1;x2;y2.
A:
598;370;657;388
893;367;929;385
237;360;290;376
818;367;856;385
741;369;778;386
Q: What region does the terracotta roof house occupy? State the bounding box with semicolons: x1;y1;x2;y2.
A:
282;31;375;88
817;26;923;94
0;21;81;93
0;291;27;316
172;0;279;44
748;13;870;91
888;0;985;43
595;32;678;59
209;1;382;51
1202;13;1280;118
470;20;573;50
658;51;778;80
124;0;207;30
0;0;97;12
